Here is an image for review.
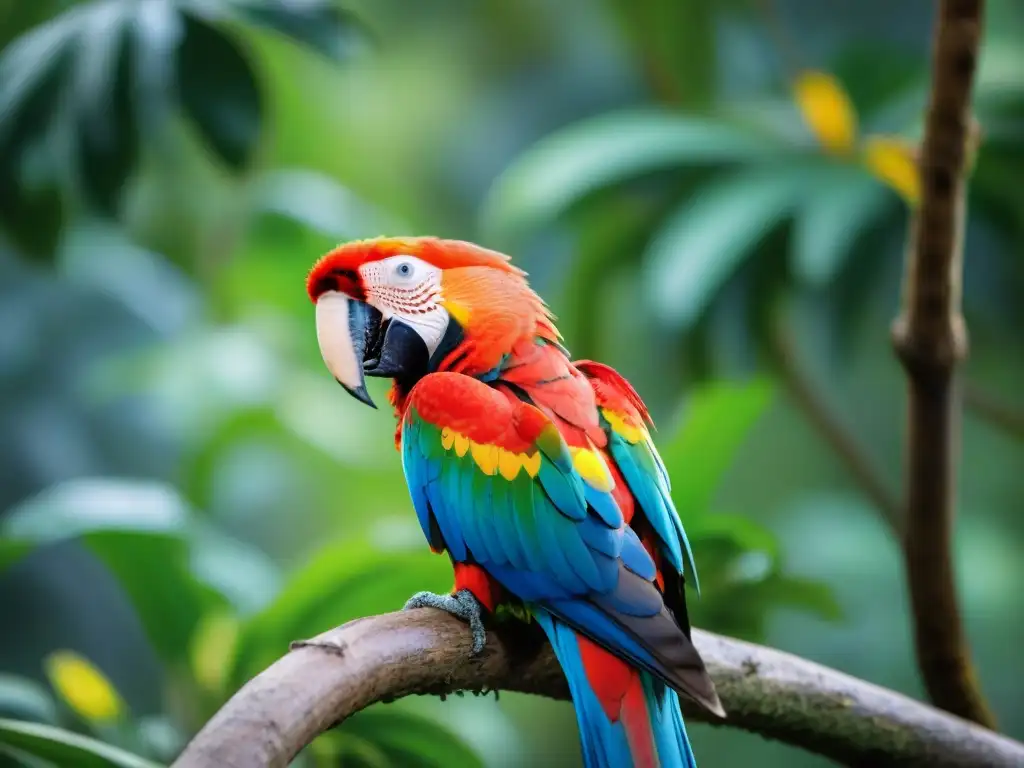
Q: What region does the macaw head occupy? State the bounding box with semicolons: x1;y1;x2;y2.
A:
306;236;557;408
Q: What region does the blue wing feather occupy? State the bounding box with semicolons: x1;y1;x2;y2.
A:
584;483;623;529
401;422;444;552
492;480;530;570
620;526;657;583
577;515;622;560
426;479;467;561
537;462;587;520
400;375;696;695
608;432;700;592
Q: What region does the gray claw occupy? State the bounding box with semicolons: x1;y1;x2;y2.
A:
403;589;487;655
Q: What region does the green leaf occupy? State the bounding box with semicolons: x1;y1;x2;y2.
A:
229;538;450;687
0;719;161;768
0;11;75;260
0;542;31;574
0;10;79;144
0;476;274;611
342;710;483;768
644;165;830;328
0;0;67;43
685;530;839;640
760;575;843;621
607;0;717;108
135;716;185;763
177;13;263;170
0;181;65;262
977;23;1024;106
829;43;926;127
0;678;58;726
659;378;774;518
689;513;779;559
131;0;183;129
86;532;220;663
0;479;189;546
554;196;667;357
71;1;138;215
0;0;368;242
251;169;403;239
0;480;225;663
327;733;390;768
792;165;892;287
225;0;368;61
189;522;281;616
0;3;143;219
481;110;780;244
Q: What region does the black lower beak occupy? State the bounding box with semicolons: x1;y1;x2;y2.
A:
363;318;430;384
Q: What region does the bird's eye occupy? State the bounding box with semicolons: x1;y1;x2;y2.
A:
396;262;413;277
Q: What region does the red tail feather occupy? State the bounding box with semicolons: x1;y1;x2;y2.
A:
578;634;658;768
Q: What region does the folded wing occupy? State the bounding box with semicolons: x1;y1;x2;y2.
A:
400;371;719;713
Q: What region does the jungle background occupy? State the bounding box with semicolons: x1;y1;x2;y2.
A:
0;1;1021;766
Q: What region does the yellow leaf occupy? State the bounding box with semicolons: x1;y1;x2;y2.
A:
44;651;124;723
190;611;240;693
863;135;921;206
793;71;858;155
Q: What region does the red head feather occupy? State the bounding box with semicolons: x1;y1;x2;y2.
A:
307;236;560;380
306;236;523;303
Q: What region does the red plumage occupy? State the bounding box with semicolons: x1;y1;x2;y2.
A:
306;236;521;303
404;336;683;726
309;236;718;766
578;635;656;768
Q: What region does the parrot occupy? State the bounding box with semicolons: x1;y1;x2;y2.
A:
306;236;724;768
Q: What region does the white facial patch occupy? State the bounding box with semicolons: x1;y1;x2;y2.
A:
359;255;450;356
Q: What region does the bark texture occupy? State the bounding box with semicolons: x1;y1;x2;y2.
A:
173;609;1024;768
890;0;995;728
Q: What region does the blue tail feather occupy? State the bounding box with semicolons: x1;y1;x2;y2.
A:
644;678;697;768
534;608;698;768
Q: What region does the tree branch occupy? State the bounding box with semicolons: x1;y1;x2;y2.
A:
890;0;994;728
172;609;1024;768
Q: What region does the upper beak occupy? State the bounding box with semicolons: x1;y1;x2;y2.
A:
315;291;379;408
315;290;432;408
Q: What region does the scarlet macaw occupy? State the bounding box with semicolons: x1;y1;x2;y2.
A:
307;237;723;767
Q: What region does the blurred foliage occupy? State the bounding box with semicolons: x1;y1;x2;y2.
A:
0;1;1022;768
483;1;1024;378
0;0;364;258
0;718;160;768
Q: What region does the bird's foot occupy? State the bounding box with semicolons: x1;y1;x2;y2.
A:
403;589;486;655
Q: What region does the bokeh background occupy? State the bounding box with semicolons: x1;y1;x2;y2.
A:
1;1;1022;766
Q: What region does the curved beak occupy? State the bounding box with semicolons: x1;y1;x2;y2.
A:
315;291;379;408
